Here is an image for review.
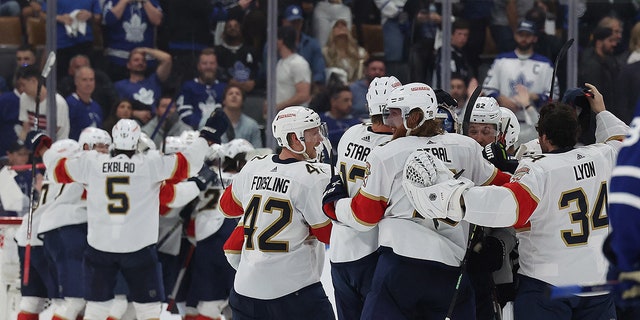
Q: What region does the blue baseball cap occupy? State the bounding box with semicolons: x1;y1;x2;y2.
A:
284;5;303;21
517;20;537;34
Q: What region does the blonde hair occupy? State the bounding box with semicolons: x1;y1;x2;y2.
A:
322;20;368;82
630;22;640;52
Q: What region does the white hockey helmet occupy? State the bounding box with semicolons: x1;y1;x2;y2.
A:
385;82;438;130
163;136;185;154
366;76;402;116
78;127;112;150
272;106;322;154
499;107;520;149
179;130;200;146
137;132;156;152
223;139;255;159
470;97;501;127
112;119;141;151
43;139;81;169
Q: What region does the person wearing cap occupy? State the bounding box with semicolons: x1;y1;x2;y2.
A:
483;19;558;143
579;26;620;111
279;4;326;90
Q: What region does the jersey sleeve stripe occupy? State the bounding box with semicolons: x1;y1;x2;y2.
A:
53;158;74;183
159;183;176;208
166;152;189;184
351;191;387;226
309;223;332;244
609;193;640;210
219;185;244;217
611;166;640;179
504;182;539;229
484;169;511;186
607;135;627;142
223;225;245;252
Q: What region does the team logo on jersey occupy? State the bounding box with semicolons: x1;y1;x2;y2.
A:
511;167;530;182
362;161;371;187
124;13;147;43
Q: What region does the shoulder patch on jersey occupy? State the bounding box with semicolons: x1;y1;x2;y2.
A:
511;167;530;182
361;135;371;142
362;161;371;187
577;154;585;160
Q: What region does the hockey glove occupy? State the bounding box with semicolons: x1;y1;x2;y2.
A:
188;164;219;191
322;175;348;221
403;177;473;222
468;235;506;273
200;109;230;145
482;141;519;173
25;130;52;157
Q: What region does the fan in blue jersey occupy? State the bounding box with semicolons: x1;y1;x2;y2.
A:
66;66;103;140
176;48;227;130
114;47;172;112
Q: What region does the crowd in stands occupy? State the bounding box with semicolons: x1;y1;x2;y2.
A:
1;0;640;209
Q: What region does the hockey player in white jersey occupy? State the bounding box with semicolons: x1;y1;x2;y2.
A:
219;106;335;320
186;139;254;320
38;129;112;320
29;111;227;320
322;83;511;319
409;83;628;319
324;76;398;320
14;139;78;320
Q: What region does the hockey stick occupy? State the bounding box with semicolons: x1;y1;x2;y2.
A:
549;38;574;102
462;85;482;136
166;244;196;312
320;123;335;176
150;76;183;141
445;224;479;320
548;281;618;299
23;52;56;286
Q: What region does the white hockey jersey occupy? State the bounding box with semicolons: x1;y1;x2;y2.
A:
335;133;508;267
463;111;628;288
219;155;332;299
50;138;208;253
331;123;391;263
195;172;234;241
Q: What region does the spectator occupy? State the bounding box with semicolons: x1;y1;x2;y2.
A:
177;48;227;129
0;76;23;156
102;0;163;82
114;47;172;112
102;98;133;133
406;0;441;83
374;0;408;64
0;0;19;17
18;0;41;19
460;0;493;77
349;57;385;120
274;25;311;111
311;0;352;47
142;93;191;147
215;18;259;94
525;6;564;91
489;0;535;53
318;85;360;156
58;54;119;119
221;84;263;147
2;45;37;93
578;26;620;109
281;4;326;91
614;22;640;124
44;0;102;81
322;19;368;85
66;66;103;141
433;19;477;91
449;74;468;118
130;99;153;126
17;65;70;141
483;20;557;143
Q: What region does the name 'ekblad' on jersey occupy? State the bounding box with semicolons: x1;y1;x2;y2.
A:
102;161;135;173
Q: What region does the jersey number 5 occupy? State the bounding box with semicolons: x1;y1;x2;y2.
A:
559;181;608;246
243;195;292;252
106;176;130;214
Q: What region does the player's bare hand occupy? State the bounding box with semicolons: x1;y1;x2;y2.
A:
584;83;605;114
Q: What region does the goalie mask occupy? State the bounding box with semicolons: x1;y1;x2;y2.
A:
366;76;402;117
112;119;141;151
272;106;324;157
436;106;460;134
78;127;111;151
384;82;438;131
499;107;520;149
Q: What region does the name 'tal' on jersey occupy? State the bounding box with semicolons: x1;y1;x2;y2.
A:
332;123;391;262
223;155;331;299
